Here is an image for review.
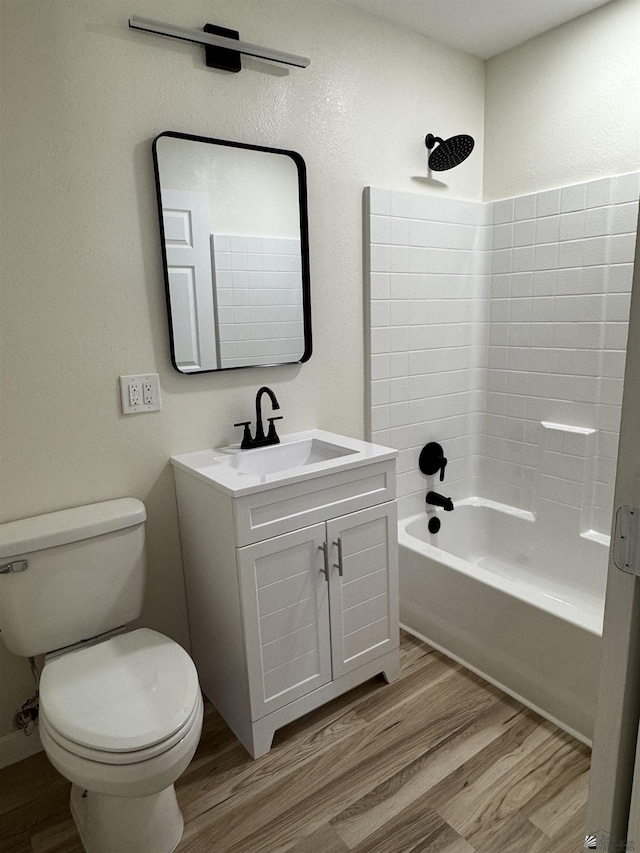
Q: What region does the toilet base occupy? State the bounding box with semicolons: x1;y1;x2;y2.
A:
70;782;184;853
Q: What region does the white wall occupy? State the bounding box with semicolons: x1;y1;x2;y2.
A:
484;0;640;200
0;0;484;742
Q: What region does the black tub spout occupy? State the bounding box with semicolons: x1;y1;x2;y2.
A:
426;491;454;512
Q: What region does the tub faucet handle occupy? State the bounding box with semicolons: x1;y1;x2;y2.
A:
419;442;448;482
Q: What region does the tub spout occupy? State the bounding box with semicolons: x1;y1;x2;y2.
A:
426;491;454;512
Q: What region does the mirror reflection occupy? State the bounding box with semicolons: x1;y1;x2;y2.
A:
153;132;311;373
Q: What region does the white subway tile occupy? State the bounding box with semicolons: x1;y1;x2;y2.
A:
370;245;390;272
513;220;536;247
492;223;513;249
606;293;632;322
390;246;411;272
604;323;629;350
581;266;607;293
534;243;558;270
371;405;390;431
370;300;390;327
391;217;411;246
610;233;637;264
537;188;561;217
612;172;640;204
492;248;512;274
390;273;411;298
389;326;410;351
370;272;390;300
390;300;410;326
582;236;609;266
493;198;514;224
584;206;611;238
561;183;587;212
607;264;634;293
368;188;391;215
586;178;613;209
390;191;412;217
559;210;585;242
555;268;582;295
370;215;390;244
514;193;537;221
611;202;639;234
576;323;603;349
409;247;430;273
512;246;535;272
557;239;583;268
389;402;410;427
535;215;560;245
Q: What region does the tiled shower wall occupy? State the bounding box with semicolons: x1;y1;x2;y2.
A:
366;172;639;533
366;188;489;502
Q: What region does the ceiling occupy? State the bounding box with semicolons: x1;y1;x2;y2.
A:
338;0;614;59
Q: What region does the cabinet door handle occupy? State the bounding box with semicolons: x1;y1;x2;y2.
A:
333;537;344;577
319;542;329;581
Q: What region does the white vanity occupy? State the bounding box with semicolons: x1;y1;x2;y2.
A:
171;430;399;758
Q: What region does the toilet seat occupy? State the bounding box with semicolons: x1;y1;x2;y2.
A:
40;627;201;755
39;692;202;765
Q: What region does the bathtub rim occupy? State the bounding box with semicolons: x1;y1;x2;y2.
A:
399;496;605;637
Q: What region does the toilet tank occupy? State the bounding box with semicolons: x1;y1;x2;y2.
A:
0;498;147;657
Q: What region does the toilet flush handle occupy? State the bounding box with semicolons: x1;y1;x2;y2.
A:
0;560;28;575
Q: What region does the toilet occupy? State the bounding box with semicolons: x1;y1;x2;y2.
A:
0;498;203;853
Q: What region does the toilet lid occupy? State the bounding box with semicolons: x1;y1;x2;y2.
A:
39;628;201;752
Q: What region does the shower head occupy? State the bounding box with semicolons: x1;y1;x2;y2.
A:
425;133;474;171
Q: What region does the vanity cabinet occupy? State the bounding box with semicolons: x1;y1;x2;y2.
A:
172;434;399;758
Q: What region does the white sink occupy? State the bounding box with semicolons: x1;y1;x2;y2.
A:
171;429;398;497
217;437;356;477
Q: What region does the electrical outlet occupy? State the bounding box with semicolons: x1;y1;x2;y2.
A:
129;381;142;407
120;374;161;415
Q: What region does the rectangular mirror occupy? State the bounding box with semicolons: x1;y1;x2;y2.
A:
152;131;312;373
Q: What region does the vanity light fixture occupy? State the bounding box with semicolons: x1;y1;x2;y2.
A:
128;16;310;71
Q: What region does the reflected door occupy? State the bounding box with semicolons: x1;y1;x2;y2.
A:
162;188;218;371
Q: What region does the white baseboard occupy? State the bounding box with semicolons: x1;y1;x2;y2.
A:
0;726;43;769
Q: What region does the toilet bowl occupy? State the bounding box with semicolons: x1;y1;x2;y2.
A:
0;499;204;853
38;628;204;853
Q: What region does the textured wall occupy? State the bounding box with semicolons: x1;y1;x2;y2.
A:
0;0;483;742
484;0;640;200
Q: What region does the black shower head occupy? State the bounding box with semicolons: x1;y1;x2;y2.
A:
425;133;475;171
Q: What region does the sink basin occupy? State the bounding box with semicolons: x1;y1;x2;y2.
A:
218;438;356;477
170;429;398;497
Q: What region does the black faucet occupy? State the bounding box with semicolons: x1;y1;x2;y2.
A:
426;491;454;512
234;387;283;449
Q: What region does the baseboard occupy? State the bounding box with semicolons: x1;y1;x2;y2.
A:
0;726;43;769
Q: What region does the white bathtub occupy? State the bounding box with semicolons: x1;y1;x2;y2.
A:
399;497;607;743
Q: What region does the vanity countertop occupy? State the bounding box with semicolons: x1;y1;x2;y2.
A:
170;429;398;498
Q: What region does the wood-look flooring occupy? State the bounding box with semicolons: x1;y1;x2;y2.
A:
0;632;590;853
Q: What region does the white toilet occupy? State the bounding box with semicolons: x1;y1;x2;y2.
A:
0;498;203;853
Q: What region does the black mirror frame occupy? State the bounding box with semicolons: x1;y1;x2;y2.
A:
152;130;312;374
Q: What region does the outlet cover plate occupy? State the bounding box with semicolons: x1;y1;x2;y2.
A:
120;374;161;414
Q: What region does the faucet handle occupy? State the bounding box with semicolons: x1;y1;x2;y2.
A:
266;416;283;443
234;421;253;449
419;442;448;481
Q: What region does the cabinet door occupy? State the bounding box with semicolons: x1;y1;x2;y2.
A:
327;502;399;679
238;523;332;720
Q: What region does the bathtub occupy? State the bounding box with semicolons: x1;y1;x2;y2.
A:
399;497;607;743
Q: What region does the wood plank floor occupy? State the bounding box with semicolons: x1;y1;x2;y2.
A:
0;632;590;853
